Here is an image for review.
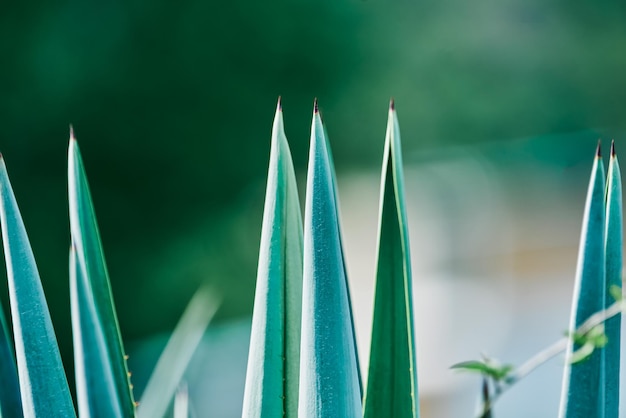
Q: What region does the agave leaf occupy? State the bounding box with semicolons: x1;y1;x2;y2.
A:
602;141;622;418
0;156;76;417
559;144;606;418
298;102;361;418
70;242;123;417
136;287;219;418
364;102;418;418
242;99;303;418
0;302;22;417
321;122;363;396
68;135;135;417
173;384;189;418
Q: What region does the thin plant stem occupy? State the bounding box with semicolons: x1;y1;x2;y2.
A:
474;299;625;418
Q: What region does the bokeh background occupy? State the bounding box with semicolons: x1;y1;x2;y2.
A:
2;1;626;416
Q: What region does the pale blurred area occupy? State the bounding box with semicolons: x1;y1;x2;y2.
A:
129;134;626;417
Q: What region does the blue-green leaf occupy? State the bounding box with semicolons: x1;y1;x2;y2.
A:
364;102;418;418
70;242;119;417
137;288;218;418
602;141;622;418
321;122;363;396
298;102;361;418
173;384;189;418
559;144;606;418
0;301;22;417
68;136;135;417
0;156;76;418
242;99;303;418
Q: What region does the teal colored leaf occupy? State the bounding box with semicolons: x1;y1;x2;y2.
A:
242;99;303;418
136;287;218;418
559;144;606;418
602;141;622;418
70;242;121;417
0;156;76;418
173;384;189;418
68;136;135;417
363;102;419;418
0;302;22;417
321;122;363;396
298;102;361;418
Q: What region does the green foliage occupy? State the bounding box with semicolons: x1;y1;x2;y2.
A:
559;145;606;418
363;102;418;418
68;135;135;417
241;100;303;418
0;158;76;417
137;288;218;418
0;101;623;418
298;104;361;417
603;143;622;418
0;302;22;417
173;384;189;418
451;359;514;383
568;324;608;364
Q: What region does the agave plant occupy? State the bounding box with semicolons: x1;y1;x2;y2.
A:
0;132;218;418
243;99;419;418
451;142;623;417
559;142;623;418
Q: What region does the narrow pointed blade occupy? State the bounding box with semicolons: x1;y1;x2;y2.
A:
0;157;76;417
559;146;606;418
242;100;303;418
602;144;622;418
298;106;361;418
68;139;135;417
364;104;418;418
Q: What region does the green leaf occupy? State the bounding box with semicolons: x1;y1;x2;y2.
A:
0;302;22;417
136;287;218;418
364;102;418;418
450;359;513;382
0;156;76;418
68;136;135;417
173;384;189;418
298;102;361;417
570;342;596;365
559;144;606;418
602;141;622;418
242;99;303;418
321;122;363;396
70;242;122;417
608;285;622;303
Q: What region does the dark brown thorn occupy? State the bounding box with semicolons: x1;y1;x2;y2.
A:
596;140;602;157
390;97;395;110
313;98;319;114
611;139;616;157
277;96;282;111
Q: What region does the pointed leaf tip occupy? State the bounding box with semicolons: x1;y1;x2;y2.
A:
313;98;319;114
389;98;395;110
69;124;75;141
611;139;616;157
277;96;282;111
597;140;602;157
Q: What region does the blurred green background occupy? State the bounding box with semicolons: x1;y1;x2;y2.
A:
2;0;626;415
